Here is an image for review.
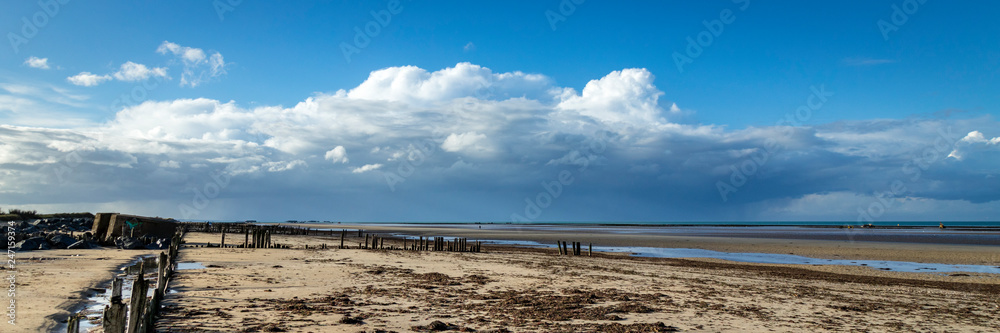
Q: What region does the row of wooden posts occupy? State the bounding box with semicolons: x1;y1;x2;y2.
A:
183;222;333;236
203;226;486;253
353;234;482;252
557;241;591;256
66;230;183;333
212;227;282;249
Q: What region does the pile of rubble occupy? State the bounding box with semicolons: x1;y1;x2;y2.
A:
5;217;100;251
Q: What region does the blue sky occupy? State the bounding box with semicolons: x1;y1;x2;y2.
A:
1;1;998;221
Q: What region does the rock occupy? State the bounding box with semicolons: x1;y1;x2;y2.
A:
12;237;46;251
144;241;170;250
427;321;454;331
38;242;51;250
114;236;145;250
47;233;78;249
67;240;97;250
155;238;171;248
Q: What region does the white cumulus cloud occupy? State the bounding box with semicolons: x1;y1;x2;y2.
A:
157;41;228;87
66;72;112;86
352;163;383;173
112;61;169;82
24;56;50;69
325;146;349;164
4;63;1000;221
441;132;492;155
556;68;667;126
961;131;1000;145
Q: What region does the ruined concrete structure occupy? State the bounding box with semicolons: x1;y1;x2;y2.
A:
91;213;178;244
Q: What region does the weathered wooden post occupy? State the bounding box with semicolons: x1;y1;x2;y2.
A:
111;277;123;300
221;229;226;248
340;229;345;249
66;313;80;333
588;243;592;256
102;298;127;333
126;268;149;333
156;252;168;294
364;234;369;249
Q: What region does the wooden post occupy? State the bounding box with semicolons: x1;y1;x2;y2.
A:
111;277;123;300
67;313;80;333
102;299;126;333
221;230;226;248
244;229;248;248
156;252;168;294
126;269;149;333
340;229;345;249
143;288;163;332
589;243;592;256
365;234;369;249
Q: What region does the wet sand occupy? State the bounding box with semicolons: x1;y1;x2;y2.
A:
153;231;1000;332
334;224;1000;265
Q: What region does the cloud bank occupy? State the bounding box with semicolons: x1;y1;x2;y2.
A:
3;63;998;221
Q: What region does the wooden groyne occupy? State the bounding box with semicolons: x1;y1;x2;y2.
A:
66;229;184;333
181;223;485;253
557;241;592;256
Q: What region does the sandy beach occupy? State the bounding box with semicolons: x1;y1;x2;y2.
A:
145;230;1000;332
10;225;1000;332
8;248;160;332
